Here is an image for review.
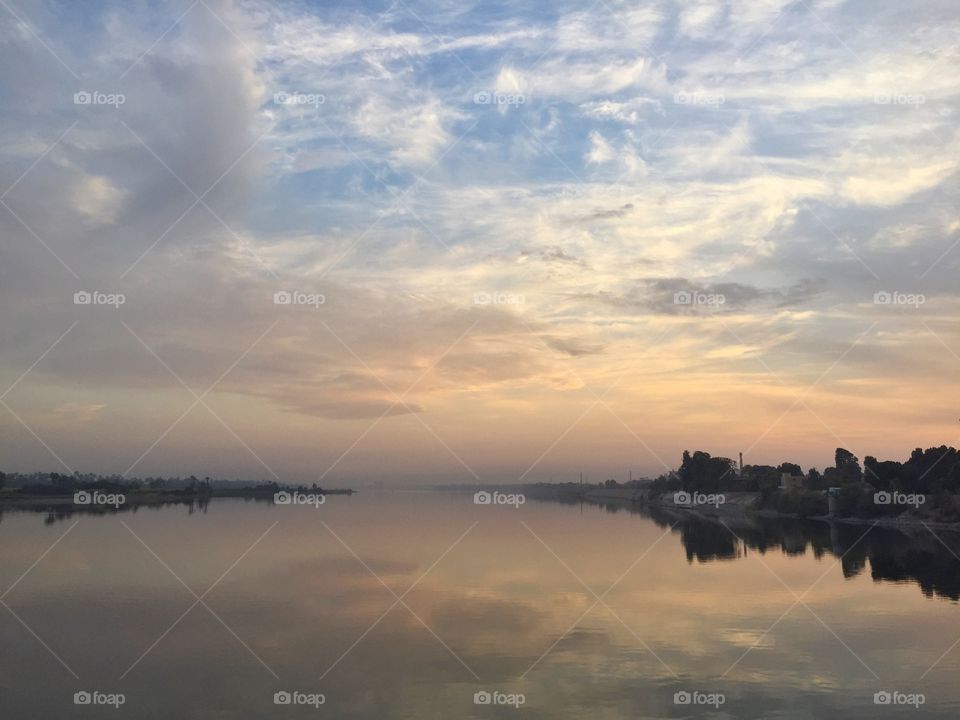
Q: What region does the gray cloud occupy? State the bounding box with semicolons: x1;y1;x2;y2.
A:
2;0;959;481
570;277;827;315
577;202;635;222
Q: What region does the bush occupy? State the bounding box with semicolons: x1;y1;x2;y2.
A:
776;490;827;518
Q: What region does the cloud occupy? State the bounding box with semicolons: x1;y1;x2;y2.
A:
354;96;466;168
48;403;106;424
70;175;127;225
1;0;959;482
516;57;669;102
677;1;725;38
584;130;646;178
520;246;587;266
572;277;827;315
839;152;958;206
543;336;605;357
578;203;635;222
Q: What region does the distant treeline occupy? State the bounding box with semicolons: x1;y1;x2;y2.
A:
644;446;960;494
0;471;339;498
2;471;250;490
642;446;960;521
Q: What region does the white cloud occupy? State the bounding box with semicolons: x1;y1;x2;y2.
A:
585;131;615;165
839;146;958;206
511;57;669;102
2;0;960;480
354;96;464;168
70;175;126;225
677;1;724;38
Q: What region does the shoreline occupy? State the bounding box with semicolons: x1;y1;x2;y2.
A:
567;486;960;532
0;487;355;510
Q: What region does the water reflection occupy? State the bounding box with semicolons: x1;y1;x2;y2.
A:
1;493;959;718
0;496;215;524
591;499;960;601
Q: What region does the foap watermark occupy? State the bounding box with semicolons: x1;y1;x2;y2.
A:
874;690;925;709
274;91;325;108
274;490;326;508
74;290;125;308
273;690;325;708
874;291;925;308
473;690;525;708
274;290;325;308
874;491;925;508
74;90;125;107
674;690;725;709
474;291;525;306
474;490;525;508
473;90;526;107
74;490;125;509
674;290;725;308
673;91;725;108
673;491;725;509
74;691;125;708
874;92;925;107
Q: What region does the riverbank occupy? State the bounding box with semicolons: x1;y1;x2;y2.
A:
0;486;355;509
576;487;960;531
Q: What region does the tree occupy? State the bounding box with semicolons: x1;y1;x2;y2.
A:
0;471;5;490
49;472;74;491
949;462;960;493
902;446;959;493
778;462;802;477
807;468;825;490
740;465;779;492
863;456;902;490
835;448;862;482
679;451;736;492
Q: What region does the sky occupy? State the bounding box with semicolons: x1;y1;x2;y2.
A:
0;0;958;485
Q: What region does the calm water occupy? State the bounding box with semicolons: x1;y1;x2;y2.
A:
2;492;960;718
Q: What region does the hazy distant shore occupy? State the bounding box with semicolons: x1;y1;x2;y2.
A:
0;486;355;509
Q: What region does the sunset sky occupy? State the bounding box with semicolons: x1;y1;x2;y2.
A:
1;0;958;484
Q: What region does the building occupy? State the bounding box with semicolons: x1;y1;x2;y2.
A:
826;486;842;518
779;472;805;492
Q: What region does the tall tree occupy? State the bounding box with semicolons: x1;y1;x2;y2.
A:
835;448;862;482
